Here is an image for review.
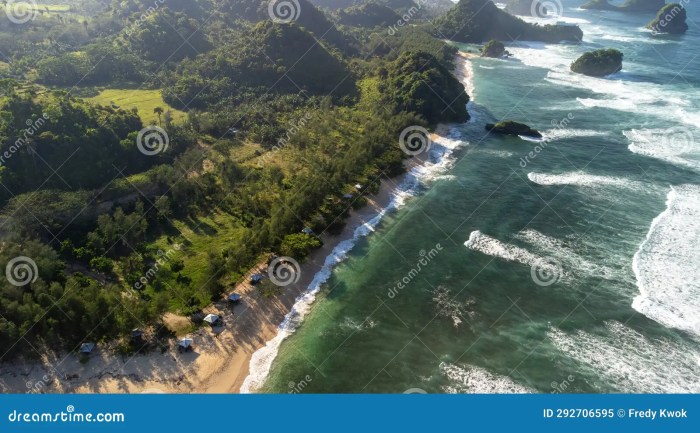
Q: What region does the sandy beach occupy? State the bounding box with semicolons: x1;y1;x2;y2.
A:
0;158;423;395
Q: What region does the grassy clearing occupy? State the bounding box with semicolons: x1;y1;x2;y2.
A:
0;3;76;17
86;88;187;126
143;211;250;314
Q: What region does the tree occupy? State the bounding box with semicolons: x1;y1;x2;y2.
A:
154;106;164;126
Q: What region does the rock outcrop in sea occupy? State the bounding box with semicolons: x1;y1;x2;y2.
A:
481;40;510;58
647;3;688;34
570;49;623;77
485;121;543;138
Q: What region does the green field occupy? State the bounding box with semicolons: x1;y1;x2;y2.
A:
145;210;252;313
1;3;72;15
86;88;188;126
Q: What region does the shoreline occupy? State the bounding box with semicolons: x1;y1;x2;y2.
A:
0;52;474;395
238;51;475;393
0;156;427;395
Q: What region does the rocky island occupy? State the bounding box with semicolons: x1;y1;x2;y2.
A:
485;121;543;138
481;40;510;58
647;3;689;34
434;0;583;43
570;49;623;77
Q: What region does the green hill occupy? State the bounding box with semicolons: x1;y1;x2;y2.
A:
433;0;583;43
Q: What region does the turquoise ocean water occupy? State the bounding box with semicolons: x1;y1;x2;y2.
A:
252;2;700;393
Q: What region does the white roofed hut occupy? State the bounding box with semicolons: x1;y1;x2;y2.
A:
203;314;221;327
177;337;193;353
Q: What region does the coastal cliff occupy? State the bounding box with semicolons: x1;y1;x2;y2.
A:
433;0;583;43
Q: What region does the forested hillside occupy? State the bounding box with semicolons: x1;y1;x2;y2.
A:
0;0;469;358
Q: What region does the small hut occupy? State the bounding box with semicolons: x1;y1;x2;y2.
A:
79;343;95;355
177;337;193;353
203;314;221;327
131;329;144;345
250;274;263;285
228;293;242;304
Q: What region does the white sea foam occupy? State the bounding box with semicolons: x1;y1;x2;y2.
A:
440;363;532;394
632;185;700;339
465;230;550;269
527;171;643;190
549;321;700;393
241;131;469;392
540;128;607;142
624;129;699;170
510;43;696;124
478;148;515;158
455;53;476;100
466;229;619;282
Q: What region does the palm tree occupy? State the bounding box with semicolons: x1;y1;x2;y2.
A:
153;107;163;126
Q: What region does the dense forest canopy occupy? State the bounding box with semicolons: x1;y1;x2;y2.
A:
0;0;475;359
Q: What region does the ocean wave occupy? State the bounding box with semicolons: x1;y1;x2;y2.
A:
440;363;532;394
624;129;699;170
477;148;515;158
632;185;700;339
466;229;618;282
241;130;468;393
549;321;700;393
540;128;607;142
465;230;552;270
527;171;643;190
339;317;378;332
597;32;674;44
